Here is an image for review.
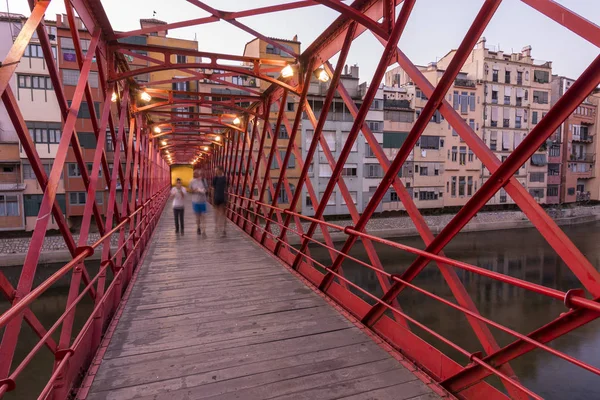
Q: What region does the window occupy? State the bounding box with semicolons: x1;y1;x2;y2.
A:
533;70;550;84
419;136;440;150
319;192;336;206
505;70;511;84
529;188;544;199
17;74;53;90
517;71;523;85
515;116;522;129
451;146;457;162
277;125;289;139
68;163;81;177
69;192;87;205
500;188;507;203
341;191;357;205
459;147;466;165
341;164;357;177
383;131;408;149
469;119;475;131
24;44;57;59
533;90;548;104
418;191;438;201
451;176;457;197
531;154;547;166
305;195;312;207
62;69;99;88
468;149;474;162
532;111;538;124
458;176;465;196
390;190;399;202
67;101;101;119
502;131;510;151
492;69;498;82
460;92;468;114
27;122;62;144
365;164;382;178
453;91;459;109
530;172;545;182
342;131;358;152
95;192;103;205
568;187;576;196
367;121;381;132
491;90;498;104
489;131;497;151
547;186;559;197
279;151;295;169
324;131;336;151
287;102;294;112
319;164;332;177
176;54;186;64
419;166;428;176
549;146;560;157
0;195;19;216
467;177;473;196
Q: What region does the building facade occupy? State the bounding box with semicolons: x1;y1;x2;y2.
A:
0;13;64;231
551;76;598;203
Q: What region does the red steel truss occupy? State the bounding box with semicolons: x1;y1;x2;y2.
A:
0;0;599;399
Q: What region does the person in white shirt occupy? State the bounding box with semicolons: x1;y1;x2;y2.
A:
170;178;187;234
188;169;208;237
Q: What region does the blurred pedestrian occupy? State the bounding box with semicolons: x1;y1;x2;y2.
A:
212;166;228;237
170;178;186;235
189;168;208;237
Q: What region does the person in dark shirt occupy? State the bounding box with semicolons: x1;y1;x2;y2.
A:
212;166;228;237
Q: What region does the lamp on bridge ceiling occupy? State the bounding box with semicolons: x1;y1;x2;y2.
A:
203;146;209;151
281;64;294;78
233;117;241;125
111;91;118;102
161;140;167;146
315;67;330;82
153;126;161;134
140;91;152;102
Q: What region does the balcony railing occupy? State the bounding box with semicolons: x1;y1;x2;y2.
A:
572;134;593;143
576;191;591;202
454;78;476;88
570;153;595;163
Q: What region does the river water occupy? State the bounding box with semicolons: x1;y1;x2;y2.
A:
307;221;600;399
1;222;600;399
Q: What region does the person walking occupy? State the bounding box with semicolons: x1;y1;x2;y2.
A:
170;178;186;235
212;166;228;237
189;168;208;237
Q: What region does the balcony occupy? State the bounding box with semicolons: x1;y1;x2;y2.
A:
547;174;561;185
572;134;593;143
546;195;560;204
384;99;411;109
577;191;591;201
454;78;476;88
570;153;595;163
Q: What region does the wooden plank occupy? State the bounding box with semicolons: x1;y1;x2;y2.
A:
83;200;442;400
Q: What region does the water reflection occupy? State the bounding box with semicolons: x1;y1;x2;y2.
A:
0;261;99;400
308;221;600;399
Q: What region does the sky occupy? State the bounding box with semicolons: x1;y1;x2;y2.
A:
3;0;599;85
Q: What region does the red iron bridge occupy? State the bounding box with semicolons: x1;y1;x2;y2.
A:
1;1;600;399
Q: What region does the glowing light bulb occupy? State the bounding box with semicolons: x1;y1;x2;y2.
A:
203;146;209;151
215;135;221;141
140;91;151;102
111;92;117;102
317;69;329;82
233;117;241;125
153;126;161;134
161;140;167;146
281;65;294;78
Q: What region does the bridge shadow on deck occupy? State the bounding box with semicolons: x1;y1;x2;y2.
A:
82;198;442;400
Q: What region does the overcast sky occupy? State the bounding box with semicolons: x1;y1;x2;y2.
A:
4;0;599;85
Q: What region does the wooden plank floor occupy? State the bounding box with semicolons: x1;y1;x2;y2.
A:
84;198;442;400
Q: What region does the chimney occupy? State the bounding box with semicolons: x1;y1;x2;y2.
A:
292;34;298;42
344;65;348;75
477;36;486;49
521;45;532;58
350;64;359;78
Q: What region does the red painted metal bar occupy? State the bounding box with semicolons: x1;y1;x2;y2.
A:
0;0;49;96
274;21;356;256
250;91;288;236
261;64;313;244
326;0;502;311
291;0;414;270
